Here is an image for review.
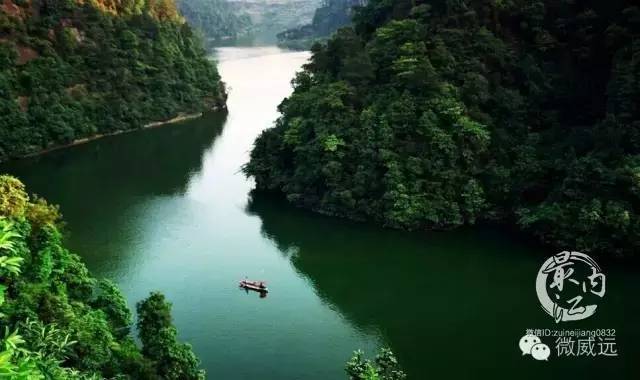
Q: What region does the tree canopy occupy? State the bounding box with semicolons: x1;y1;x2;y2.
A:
0;175;205;378
0;0;226;161
246;0;640;258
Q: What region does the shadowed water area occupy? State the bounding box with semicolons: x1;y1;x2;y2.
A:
2;46;639;379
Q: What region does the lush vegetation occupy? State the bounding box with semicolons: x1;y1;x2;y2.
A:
178;0;252;42
246;0;640;258
0;174;401;380
0;0;226;161
0;175;204;379
346;348;406;380
277;0;363;50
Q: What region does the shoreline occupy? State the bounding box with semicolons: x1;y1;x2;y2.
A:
17;112;204;160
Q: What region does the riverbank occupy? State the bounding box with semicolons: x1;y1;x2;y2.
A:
3;46;638;380
16;112;205;161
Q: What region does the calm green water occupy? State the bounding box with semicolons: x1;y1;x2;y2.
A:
2;46;639;379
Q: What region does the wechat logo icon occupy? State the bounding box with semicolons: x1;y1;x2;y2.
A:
536;251;606;323
519;334;550;361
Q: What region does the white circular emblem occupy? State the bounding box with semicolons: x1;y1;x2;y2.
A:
535;251;606;322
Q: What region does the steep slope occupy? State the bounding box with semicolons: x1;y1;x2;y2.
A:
246;0;640;258
0;175;204;379
0;0;226;161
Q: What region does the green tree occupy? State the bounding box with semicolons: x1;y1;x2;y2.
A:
0;177;204;378
137;292;205;380
246;0;640;258
346;348;406;380
0;0;226;161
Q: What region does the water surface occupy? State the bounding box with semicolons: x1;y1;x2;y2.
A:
2;46;639;379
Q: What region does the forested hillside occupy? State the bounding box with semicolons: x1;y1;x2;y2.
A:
0;175;204;378
277;0;364;50
0;0;226;161
246;0;640;258
178;0;252;42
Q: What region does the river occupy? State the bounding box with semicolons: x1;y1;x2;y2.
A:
2;46;639;379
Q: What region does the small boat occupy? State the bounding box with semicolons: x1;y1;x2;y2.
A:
239;279;268;293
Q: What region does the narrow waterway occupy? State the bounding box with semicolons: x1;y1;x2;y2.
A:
2;46;639;379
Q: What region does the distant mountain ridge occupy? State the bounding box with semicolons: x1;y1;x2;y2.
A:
178;0;253;42
277;0;365;49
228;0;321;43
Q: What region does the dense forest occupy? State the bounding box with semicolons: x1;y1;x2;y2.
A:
178;0;252;42
277;0;364;50
0;0;226;161
0;175;204;379
246;0;640;258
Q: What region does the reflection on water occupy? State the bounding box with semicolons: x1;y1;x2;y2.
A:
0;47;381;380
6;112;227;198
1;113;227;274
239;288;269;299
246;192;640;379
1;46;638;380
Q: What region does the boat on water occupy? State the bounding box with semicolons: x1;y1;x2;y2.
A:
239;279;268;293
